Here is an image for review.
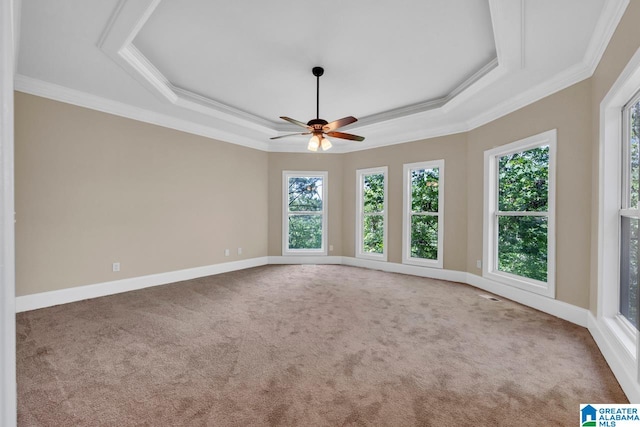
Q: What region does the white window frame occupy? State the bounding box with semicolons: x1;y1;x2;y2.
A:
356;166;388;261
483;129;557;298
1;1;17;424
619;89;640;337
402;160;444;268
282;171;328;256
599;47;640;379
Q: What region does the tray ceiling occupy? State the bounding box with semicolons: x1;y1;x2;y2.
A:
15;0;627;152
133;0;496;123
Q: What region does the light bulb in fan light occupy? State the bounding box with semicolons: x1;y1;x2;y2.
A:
307;135;320;152
320;137;332;151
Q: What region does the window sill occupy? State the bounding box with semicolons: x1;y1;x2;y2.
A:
602;315;636;361
483;270;554;298
402;257;443;269
283;250;328;256
356;253;387;262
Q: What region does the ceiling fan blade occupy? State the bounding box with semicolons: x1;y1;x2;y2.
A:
280;116;310;129
270;132;311;140
323;116;358;132
326;131;365;142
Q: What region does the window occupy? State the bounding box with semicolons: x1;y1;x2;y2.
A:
282;171;328;255
620;91;640;330
356;167;388;261
402;160;444;268
598;48;640;375
483;130;556;297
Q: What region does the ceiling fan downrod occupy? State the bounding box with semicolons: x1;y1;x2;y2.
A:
312;66;324;120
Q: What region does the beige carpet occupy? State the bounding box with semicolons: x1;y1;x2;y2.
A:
17;265;626;426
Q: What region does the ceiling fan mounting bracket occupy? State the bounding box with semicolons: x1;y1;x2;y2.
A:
312;67;324;77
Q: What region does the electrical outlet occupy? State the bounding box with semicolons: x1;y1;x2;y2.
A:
237;247;242;255
476;260;482;269
329;245;334;252
112;262;120;272
224;249;230;257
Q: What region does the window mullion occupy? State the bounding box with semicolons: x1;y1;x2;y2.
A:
620;209;640;218
496;211;548;217
288;211;322;215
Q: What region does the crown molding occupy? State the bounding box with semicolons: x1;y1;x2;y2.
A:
14;75;271;152
583;0;630;74
120;44;176;103
351;58;501;128
465;0;629;132
15;0;630;153
12;0;21;73
172;86;276;132
466;61;593;130
99;0;278;134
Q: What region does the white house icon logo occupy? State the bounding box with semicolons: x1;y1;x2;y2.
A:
581;405;597;426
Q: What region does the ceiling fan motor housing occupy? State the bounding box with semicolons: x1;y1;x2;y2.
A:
307;118;328;131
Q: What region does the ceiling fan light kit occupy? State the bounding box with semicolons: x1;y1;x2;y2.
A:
272;67;364;151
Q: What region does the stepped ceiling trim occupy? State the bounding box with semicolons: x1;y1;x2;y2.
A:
14;0;629;152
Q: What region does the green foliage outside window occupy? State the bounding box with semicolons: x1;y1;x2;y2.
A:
362;173;385;254
288;177;323;250
288;215;322;249
411;169;439;212
410;168;439;260
288;177;323;211
497;146;549;282
498;216;547;282
411;215;438;259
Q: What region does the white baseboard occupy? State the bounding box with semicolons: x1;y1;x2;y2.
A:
588;312;640;403
340;257;587;327
341;256;468;283
17;255;587;327
465;273;589;327
268;255;343;265
15;255;635;402
15;257;269;312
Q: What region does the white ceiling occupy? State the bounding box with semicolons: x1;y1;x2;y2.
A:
15;0;628;152
134;0;496;122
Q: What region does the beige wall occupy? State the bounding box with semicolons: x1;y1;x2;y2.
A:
15;92;269;296
341;134;467;271
267;153;344;256
466;80;592;308
589;1;640;313
15;2;640;313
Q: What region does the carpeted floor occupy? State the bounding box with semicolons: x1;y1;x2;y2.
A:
17;265;626;426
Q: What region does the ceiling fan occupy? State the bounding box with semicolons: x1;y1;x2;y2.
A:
271;67;365;151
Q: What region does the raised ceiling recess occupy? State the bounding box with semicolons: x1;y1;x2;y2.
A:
132;0;497;124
